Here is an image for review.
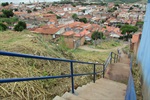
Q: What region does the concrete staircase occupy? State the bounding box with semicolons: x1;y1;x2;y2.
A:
53;79;126;100
104;52;130;84
53;52;130;100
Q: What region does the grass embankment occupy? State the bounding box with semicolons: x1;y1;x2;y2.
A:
90;39;122;50
0;31;109;99
132;62;142;100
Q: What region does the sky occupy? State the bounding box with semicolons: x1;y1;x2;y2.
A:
0;0;60;3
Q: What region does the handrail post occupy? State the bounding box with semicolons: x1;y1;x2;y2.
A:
93;64;96;83
70;62;74;94
110;52;112;64
114;54;116;63
103;64;105;78
116;55;118;62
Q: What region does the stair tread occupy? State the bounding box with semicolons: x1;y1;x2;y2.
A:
76;79;126;100
53;96;66;100
62;92;85;100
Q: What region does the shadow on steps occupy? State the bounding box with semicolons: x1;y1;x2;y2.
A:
104;56;130;84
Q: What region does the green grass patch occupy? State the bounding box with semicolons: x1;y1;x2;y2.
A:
0;17;18;26
91;40;122;50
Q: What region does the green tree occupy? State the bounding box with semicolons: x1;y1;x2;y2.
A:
115;4;120;7
2;9;14;18
33;8;37;12
136;21;144;28
79;18;87;23
120;25;138;41
0;23;7;31
91;31;104;46
129;7;133;10
121;25;138;34
27;10;32;13
48;11;54;14
1;2;9;6
72;13;78;20
57;15;61;19
72;4;76;7
14;8;18;11
14;21;26;31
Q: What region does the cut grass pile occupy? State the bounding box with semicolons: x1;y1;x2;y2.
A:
0;30;108;99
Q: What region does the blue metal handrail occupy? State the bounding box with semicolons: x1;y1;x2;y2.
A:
0;51;103;94
125;55;136;100
103;52;120;77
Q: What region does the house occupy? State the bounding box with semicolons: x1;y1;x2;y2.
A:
73;29;86;48
31;26;62;40
103;26;122;38
58;18;74;25
117;12;130;20
130;32;142;55
62;31;75;49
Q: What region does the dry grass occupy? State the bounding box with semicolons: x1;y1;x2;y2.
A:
0;30;107;99
132;60;142;100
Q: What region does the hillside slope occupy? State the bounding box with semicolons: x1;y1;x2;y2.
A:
0;30;108;99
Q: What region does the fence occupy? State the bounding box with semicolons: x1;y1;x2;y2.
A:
0;51;120;94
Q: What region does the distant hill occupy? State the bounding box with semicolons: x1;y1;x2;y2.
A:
102;0;145;3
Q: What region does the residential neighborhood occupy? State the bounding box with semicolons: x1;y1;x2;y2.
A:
0;0;149;100
0;1;146;49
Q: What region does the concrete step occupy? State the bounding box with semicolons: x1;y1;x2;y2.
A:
75;84;91;94
76;79;126;100
62;92;85;100
53;96;66;100
104;63;130;84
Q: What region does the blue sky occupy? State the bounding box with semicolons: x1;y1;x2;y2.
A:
0;0;60;3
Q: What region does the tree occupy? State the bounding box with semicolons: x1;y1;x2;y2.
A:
0;23;7;31
121;25;138;34
79;18;87;23
1;2;9;6
120;25;138;41
33;8;37;12
57;15;61;19
72;4;76;7
2;9;14;18
136;21;144;28
115;4;120;7
129;7;133;10
48;11;54;14
27;10;32;13
72;13;78;20
91;31;104;46
14;21;26;31
14;8;18;11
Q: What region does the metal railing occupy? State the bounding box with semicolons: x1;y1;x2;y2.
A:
125;55;136;100
0;51;120;94
0;51;103;94
103;52;120;78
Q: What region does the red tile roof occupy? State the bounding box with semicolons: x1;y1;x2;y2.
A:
74;29;88;37
31;27;60;35
63;31;74;36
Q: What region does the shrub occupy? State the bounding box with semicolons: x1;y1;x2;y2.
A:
14;21;26;31
2;9;14;18
0;23;7;31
